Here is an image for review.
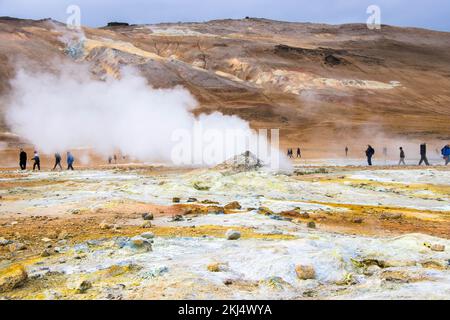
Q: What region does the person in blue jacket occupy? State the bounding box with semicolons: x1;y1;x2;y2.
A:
441;144;450;165
67;151;75;170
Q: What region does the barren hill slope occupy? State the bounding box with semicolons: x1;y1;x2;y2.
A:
1;17;449;155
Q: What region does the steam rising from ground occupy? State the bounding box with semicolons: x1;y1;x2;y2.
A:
5;63;287;169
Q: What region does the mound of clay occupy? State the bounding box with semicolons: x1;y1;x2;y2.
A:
215;151;263;172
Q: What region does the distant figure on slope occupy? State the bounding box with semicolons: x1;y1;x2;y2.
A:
113;154;117;164
32;151;40;171
365;145;375;166
296;147;301;158
108;156;113;164
441;144;450;165
287;148;293;159
345;146;348;157
418;143;430;166
67;152;75;170
399;147;406;165
52;152;62;171
19;149;27;170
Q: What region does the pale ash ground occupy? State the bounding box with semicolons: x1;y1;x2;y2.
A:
0;165;449;299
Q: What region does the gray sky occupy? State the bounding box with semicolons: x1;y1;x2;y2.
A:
1;0;449;31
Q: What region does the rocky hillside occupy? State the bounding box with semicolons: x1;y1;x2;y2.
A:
1;17;450;153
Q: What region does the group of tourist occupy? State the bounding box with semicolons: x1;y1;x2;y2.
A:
18;149;75;171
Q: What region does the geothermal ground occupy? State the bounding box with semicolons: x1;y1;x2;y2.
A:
1;160;449;299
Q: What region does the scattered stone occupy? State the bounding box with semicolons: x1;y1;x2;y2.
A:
193;182;210;191
171;215;184;222
129;236;153;252
352;218;364;224
140;232;155;239
381;270;414;283
431;244;445;252
0;237;12;246
76;280;92;294
363;265;381;276
8;242;26;252
223;279;233;285
142;213;154;221
41;237;52;243
99;221;113;230
207;263;222;272
258;207;274;216
224;201;242;210
307;221;316;229
201;200;219;205
295;265;316;280
380;213;402;220
225;229;241;240
187;198;198;203
141;221;152;228
41;249;52;257
58;230;69;240
0;264;28;293
172;197;181;203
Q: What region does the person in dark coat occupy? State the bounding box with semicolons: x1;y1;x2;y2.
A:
365;145;375;166
418;143;430;166
32;151;40;171
19;149;27;170
296;147;301;158
52;153;62;170
441;144;450;165
345;146;348;157
399;147;406;165
67;152;75;170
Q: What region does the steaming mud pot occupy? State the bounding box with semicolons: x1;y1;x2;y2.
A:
0;163;449;299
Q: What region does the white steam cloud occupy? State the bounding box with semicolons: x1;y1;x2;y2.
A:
5;63;288;169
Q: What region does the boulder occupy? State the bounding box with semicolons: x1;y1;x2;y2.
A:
129;236;153;252
172;197;181;203
307;221;316;229
142;212;154;221
187;198;198;203
225;229;241;240
295;265;316;280
224;201;242;210
76;280;92;294
0;264;28;293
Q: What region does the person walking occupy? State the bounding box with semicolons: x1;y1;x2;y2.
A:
441;144;450;165
296;147;301;158
365;145;375;166
345;146;348;157
67;152;75;170
32;151;40;171
399;147;406;165
418;143;430;166
19;149;27;170
52;152;63;170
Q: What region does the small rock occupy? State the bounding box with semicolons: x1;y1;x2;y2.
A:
76;280;92;294
380;213;402;220
258;207;274;215
0;237;12;246
0;264;28;293
307;221;316;229
99;221;112;230
58;230;69;240
171;215;184;222
140;232;155;239
41;237;52;243
172;197;181;203
141;221;152;228
224;201;242;210
187;198;198;203
41;249;52;257
142;213;154;221
8;242;26;252
352;218;363;224
295;265;316;280
225;229;241;240
363;265;381;276
223;279;233;285
129;236;153;252
207;263;222;272
431;244;445;252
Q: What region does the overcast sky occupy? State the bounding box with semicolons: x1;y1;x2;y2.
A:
1;0;449;31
